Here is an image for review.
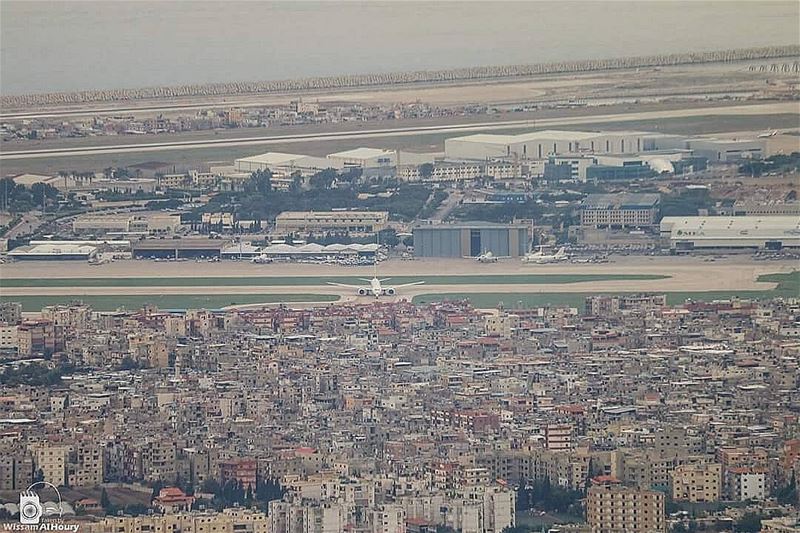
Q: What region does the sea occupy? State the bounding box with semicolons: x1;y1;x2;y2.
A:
1;0;798;95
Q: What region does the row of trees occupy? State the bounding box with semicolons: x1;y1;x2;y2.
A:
0;178;60;213
202;169;437;223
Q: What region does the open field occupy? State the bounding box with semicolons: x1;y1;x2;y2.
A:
412;271;800;308
0;273;668;288
1;256;796;312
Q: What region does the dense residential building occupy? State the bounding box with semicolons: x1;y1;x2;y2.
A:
587;480;666;533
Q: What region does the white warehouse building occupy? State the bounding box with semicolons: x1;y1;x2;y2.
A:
444;130;665;160
660;216;800;250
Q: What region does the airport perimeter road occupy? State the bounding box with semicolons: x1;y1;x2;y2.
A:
1;102;796;161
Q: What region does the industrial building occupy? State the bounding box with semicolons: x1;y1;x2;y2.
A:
444;130;663;160
8;243;98;261
274;211;389;237
233;152;342;178
233;148;397;179
326;147;396;168
660;216;800;250
581;193;661;228
412;222;530;258
131;239;230;259
686;138;765;162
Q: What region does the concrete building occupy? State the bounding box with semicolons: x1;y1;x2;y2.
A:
0;302;22;325
687;138;765;162
726;468;768;501
72;213;181;237
0;325;18;351
8;243;98;261
132;239;230;259
274;211;389;237
587;481;665;533
718;201;800;217
660;216;800;250
544;424;575;451
671;463;722;503
581;194;661;228
326;148;397;168
32;445;68;487
234;152;341;178
444;130;661;160
412;222;530;258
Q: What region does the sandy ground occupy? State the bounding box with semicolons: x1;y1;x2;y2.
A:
1;256;795;300
1;59;785;118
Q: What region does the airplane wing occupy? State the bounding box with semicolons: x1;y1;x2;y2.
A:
326;282;367;289
391;281;426;288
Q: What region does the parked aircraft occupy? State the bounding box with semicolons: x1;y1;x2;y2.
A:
522;247;568;264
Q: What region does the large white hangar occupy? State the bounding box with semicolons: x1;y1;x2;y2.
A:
661;216;800;250
444;130;668;160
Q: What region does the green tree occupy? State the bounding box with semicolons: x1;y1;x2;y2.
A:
776;471;797;504
419;163;434;179
735;513;762;533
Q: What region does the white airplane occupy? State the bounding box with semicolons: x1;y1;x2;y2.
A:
522;246;568;264
251;255;273;264
757;129;778;138
475;251;499;263
327;275;425;298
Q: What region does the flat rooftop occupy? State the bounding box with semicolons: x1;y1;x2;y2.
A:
582;193;661;210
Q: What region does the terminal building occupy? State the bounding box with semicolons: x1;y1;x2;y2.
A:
274;211;389;237
412;222;530;258
660;216;800;250
580;193;661;228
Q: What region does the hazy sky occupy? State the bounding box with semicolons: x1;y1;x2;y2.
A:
1;1;798;95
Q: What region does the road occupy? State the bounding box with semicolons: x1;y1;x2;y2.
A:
1;102;796;161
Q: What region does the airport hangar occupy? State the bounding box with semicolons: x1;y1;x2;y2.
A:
443;130;673;160
413;222;530;258
660;216;800;250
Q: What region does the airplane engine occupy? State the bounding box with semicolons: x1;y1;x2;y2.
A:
385;288;396;296
358;288;368;296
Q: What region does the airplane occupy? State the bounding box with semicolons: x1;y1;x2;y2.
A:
251;255;274;264
327;261;424;298
757;129;778;138
327;276;425;298
475;251;499;263
522;246;568;264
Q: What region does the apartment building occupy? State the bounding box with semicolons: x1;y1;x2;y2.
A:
32;444;68;487
67;441;104;487
587;480;665;533
671;463;722;503
544;424;575;451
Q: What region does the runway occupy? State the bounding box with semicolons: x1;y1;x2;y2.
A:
1;256;794;302
1;102;796;161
